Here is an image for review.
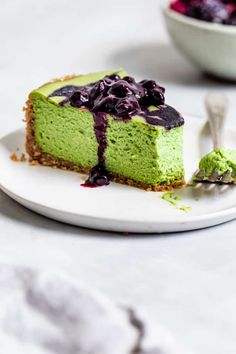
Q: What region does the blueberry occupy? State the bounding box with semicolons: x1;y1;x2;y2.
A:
151;87;165;105
69;90;89;108
108;81;133;98
90;79;110;101
139;79;157;90
123;76;135;83
115;97;140;117
139;80;165;105
86;164;110;186
186;0;228;23
106;74;120;81
93;95;118;113
140;86;165;107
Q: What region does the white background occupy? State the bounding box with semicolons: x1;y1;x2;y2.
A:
1;1;236;353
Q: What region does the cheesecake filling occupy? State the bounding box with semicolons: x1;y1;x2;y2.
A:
48;74;184;187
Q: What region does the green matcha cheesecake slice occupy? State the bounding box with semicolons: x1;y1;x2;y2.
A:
25;69;185;191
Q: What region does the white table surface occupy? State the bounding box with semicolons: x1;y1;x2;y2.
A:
1;1;236;353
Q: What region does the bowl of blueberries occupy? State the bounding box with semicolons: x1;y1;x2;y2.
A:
163;0;236;80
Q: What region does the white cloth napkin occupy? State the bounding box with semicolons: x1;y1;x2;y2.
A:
0;266;191;354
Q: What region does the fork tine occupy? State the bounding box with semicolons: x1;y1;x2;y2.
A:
208;169;219;182
193;168;200;177
219;184;230;192
194;169;205;181
231;173;236;184
222;170;233;183
203;183;216;191
193;167;234;188
193;182;203;189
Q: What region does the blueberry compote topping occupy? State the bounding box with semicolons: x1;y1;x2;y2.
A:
170;0;236;25
49;74;184;187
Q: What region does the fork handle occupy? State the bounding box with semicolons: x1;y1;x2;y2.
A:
205;93;228;150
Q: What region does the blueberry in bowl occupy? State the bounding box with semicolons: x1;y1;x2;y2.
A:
170;0;236;25
162;0;236;80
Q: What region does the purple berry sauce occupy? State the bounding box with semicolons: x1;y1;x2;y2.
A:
49;74;184;187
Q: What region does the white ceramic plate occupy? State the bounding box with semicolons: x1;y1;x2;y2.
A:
1;116;236;233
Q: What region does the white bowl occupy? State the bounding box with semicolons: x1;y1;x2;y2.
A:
163;2;236;80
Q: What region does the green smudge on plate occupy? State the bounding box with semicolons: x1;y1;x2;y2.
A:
161;192;191;212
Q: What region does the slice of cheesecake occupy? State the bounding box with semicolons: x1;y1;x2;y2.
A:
25;69;185;191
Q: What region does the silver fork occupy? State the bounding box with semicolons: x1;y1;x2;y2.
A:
193;92;235;186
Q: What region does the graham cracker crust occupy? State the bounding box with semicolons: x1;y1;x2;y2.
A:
24;85;185;192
